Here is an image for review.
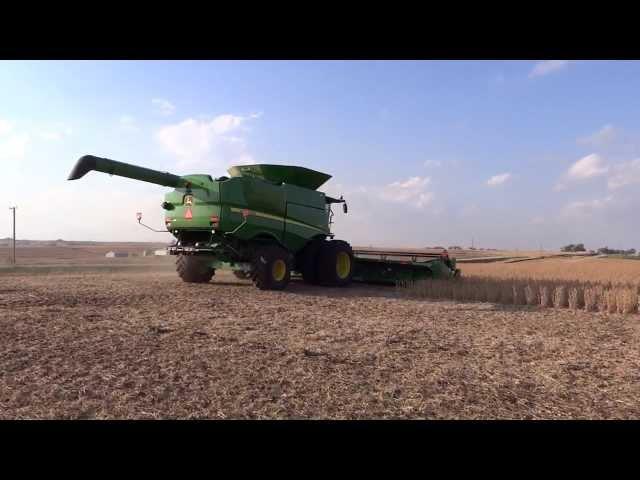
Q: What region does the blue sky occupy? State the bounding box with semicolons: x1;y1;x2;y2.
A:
1;60;639;250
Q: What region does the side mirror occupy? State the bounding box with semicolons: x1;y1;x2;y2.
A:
343;203;348;214
136;212;142;223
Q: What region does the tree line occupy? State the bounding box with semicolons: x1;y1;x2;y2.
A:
561;243;637;255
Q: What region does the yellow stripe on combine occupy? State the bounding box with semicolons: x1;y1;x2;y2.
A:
230;207;327;233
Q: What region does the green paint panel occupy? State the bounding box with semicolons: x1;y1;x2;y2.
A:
284;183;327;210
228;164;331;190
352;257;457;285
241;177;286;218
285;203;328;233
283;220;318;252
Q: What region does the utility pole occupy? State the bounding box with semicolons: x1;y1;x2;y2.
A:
9;206;16;265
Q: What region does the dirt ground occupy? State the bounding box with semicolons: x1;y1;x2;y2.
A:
2;269;640;419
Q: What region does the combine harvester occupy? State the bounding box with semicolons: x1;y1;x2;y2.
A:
68;155;459;290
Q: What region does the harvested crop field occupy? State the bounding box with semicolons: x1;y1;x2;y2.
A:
2;269;640;419
0;243;168;266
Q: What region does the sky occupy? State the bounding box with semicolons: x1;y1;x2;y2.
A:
1;60;639;250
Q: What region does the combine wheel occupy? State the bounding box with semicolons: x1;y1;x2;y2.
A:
317;240;354;287
297;238;324;285
251;245;291;290
176;255;215;283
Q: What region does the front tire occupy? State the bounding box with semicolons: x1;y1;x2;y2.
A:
251;245;291;290
317;240;354;287
176;255;215;283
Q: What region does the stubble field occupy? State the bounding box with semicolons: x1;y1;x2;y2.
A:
2;267;640;419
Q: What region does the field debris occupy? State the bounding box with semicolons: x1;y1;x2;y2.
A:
2;270;640;419
303;348;329;357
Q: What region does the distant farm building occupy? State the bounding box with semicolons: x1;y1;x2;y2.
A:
105;251;129;258
140;249;167;256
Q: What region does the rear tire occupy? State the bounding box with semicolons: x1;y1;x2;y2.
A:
251;245;291;290
176;255;215;283
317;240;354;287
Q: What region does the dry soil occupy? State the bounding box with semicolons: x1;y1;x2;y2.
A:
1;270;639;419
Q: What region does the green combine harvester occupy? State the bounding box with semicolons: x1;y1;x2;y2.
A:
68;155;459;290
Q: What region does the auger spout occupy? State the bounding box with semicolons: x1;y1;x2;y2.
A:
68;155;190;189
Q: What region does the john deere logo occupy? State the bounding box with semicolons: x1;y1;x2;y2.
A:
184;195;194;206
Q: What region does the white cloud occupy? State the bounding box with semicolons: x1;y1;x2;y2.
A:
39;123;73;142
486;173;511;187
394;176;430;189
0;117;32;160
608;158;640;190
529;60;569;78
326;175;435;230
555;154;609;190
567;153;608;180
423;160;442;168
40;132;62;141
0;132;29;161
320;176;440;248
530;216;545;225
152;98;176;116
561;195;614;217
379;176;433;208
0;133;29;159
0;118;13;136
119;115;139;133
577;124;617;147
415;192;435;208
156;113;259;172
